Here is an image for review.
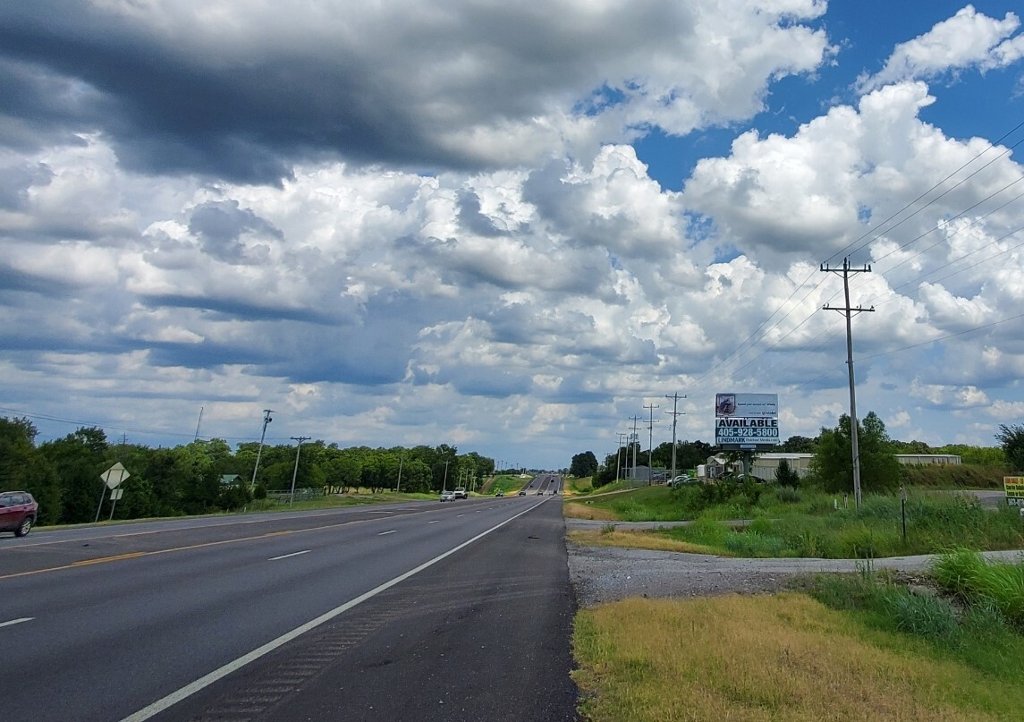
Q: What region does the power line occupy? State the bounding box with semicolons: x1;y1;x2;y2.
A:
683;119;1024;396
825;120;1024;266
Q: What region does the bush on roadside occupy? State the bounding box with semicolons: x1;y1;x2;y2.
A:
775;486;801;504
932;549;1024;630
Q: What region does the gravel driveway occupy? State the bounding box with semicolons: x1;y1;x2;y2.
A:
565;518;1024;607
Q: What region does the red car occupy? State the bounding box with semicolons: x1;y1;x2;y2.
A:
0;491;38;537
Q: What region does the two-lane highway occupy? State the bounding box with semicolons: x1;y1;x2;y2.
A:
0;494;578;721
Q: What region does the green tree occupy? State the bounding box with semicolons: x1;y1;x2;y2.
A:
779;435;817;453
39;427;111;523
933;444;1004;466
891;438;933;453
995;424;1024;472
323;448;362;492
0;417;61;524
570;451;599;478
811;412;901;495
397;459;432;493
592;451;620;487
774;458;800;488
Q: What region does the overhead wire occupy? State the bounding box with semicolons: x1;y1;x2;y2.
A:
824;119;1024;265
682;118;1024;397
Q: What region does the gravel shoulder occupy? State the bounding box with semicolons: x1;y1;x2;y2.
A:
564;518;1024;607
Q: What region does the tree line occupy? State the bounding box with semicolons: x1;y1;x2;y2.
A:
576;412;1021;492
0;417;496;526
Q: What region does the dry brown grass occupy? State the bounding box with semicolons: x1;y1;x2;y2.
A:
563;502;620;521
567;529;721;555
573;593;1014;721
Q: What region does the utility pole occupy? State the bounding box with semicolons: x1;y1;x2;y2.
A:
288;436;310;504
395;453;404;493
665;393;686;481
250;409;273;491
821;257;874;509
628;415;641;482
442;460;450;491
644;402;659;485
616;432;627;481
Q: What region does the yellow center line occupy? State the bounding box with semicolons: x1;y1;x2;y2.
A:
72;552;147;566
0;519;368;581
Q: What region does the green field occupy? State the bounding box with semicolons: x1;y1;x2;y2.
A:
567;484;1024;558
482;474;529;496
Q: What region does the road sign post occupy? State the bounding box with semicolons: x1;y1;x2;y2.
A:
96;463;131;523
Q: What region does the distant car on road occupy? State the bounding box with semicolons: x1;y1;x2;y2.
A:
452;488;467;499
0;491;38;537
440;490;456;502
518;490;527;496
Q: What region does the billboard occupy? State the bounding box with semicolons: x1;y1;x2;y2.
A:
715;393;779;447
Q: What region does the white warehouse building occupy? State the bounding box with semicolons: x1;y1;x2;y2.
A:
746;453;962;482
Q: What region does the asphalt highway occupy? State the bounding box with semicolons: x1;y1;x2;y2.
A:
0;489;577;721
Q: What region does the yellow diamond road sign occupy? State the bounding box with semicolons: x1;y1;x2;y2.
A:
101;462;130;489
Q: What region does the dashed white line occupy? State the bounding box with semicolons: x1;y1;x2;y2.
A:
268;550;311;561
119;500;545;722
377;530;396;536
0;617;33;628
428;521;440;524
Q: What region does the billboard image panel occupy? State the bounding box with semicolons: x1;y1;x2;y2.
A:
715;393;778;418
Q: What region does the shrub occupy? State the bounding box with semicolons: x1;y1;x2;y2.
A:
775;486;801;504
724;530;787;557
685;517;730;547
881;587;962;648
838;526;887;559
774;458;801;488
932;550;1024;630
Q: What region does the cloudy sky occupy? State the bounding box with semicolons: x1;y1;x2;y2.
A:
2;1;1024;469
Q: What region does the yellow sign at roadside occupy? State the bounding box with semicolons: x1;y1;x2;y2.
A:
1004;476;1024;501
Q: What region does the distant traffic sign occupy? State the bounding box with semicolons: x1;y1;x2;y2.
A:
101;462;130;489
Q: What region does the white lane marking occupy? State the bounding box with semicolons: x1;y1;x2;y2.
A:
0;617;33;628
119;500;545;722
268;550;310;561
377;530;396;536
428;521;439;524
5;507;417;549
456;514;464;518
367;511;395;514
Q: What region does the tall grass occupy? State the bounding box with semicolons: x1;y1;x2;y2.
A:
573;593;1021;721
619;487;1024;558
808;552;1024;683
932;549;1024;630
